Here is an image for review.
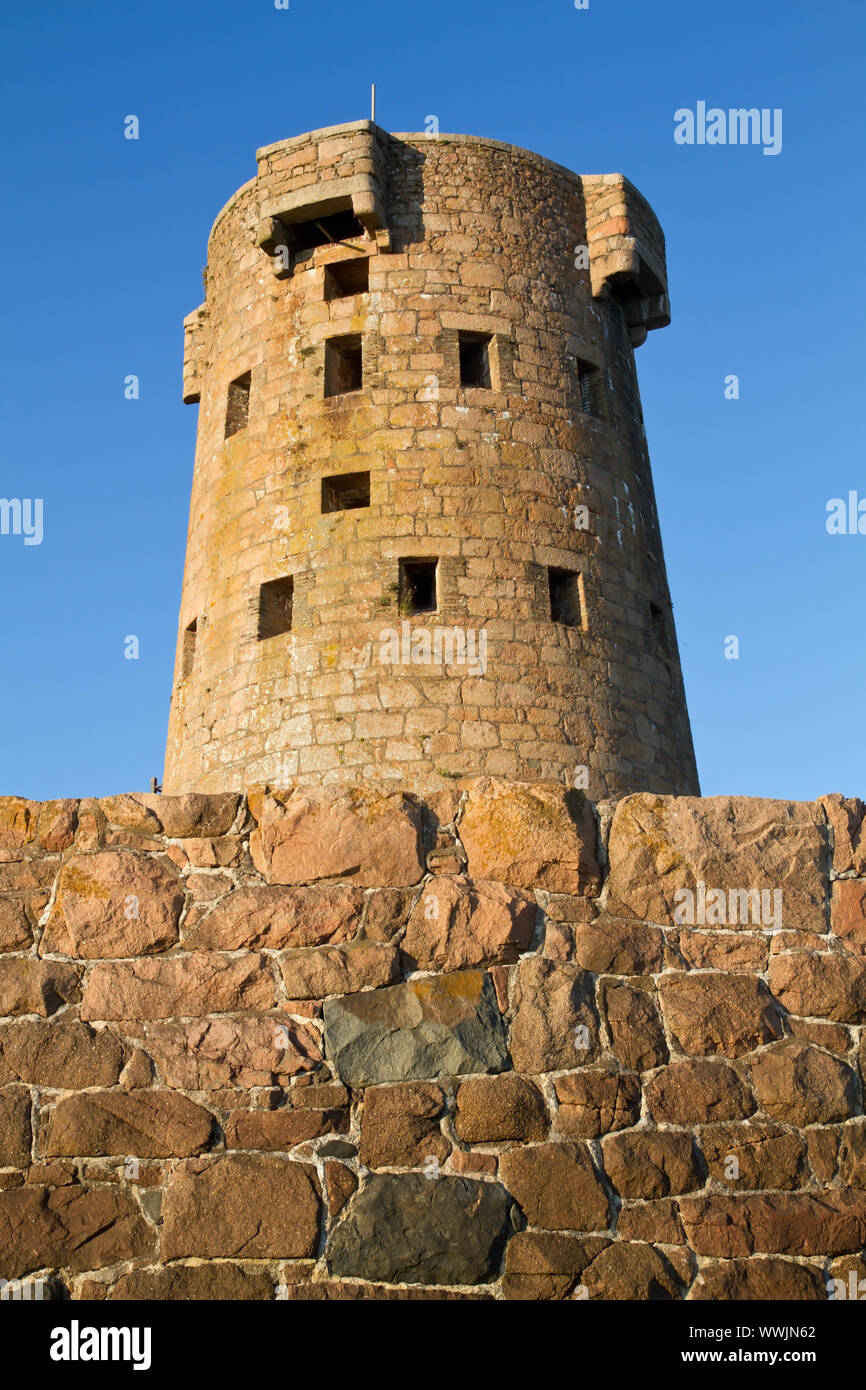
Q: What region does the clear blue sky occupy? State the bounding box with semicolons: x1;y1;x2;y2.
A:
1;0;863;802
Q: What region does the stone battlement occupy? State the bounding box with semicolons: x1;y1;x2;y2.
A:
1;782;864;1300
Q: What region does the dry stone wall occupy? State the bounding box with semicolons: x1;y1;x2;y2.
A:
1;782;865;1301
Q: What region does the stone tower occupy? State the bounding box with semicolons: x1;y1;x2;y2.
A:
164;122;699;799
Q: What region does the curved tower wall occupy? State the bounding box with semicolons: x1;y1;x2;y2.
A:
164;122;699;798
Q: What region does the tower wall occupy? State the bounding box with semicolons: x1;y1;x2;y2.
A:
164;123;699;798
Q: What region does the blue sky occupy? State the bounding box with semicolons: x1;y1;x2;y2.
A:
1;0;863;802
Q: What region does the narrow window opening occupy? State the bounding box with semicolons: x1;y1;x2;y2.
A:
182;620;197;679
575;358;605;419
225;371;251;437
322;471;371;513
548;568;584;628
399;559;438;615
459;332;493;389
650;601;671;659
258;576;294;639
324;257;370;300
324;335;363;396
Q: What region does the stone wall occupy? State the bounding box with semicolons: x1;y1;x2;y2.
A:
164;122;698;799
1;781;865;1301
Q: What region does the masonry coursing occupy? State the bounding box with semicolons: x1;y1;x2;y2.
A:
1;781;865;1301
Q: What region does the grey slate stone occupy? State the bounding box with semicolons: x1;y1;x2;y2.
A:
327;1172;512;1285
323;969;508;1086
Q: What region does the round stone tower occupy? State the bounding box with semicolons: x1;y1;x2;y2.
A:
164;122;700;799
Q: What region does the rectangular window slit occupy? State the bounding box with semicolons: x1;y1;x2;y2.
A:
258;576;294;640
399;559;438;615
182;619;197;679
325;258;370;300
575;358;604;419
650;601;671;659
459;331;493;389
321;471;370;513
324;334;363;396
548;568;584;628
225;371;251;438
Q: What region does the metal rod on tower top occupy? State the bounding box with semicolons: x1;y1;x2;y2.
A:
371;84;376;122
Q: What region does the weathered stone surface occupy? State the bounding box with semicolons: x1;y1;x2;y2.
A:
607;795;828;931
184;884;364;951
657;972;781;1058
363;888;417;942
402;877;535;972
145;1016;321;1089
0;1184;154;1278
459;780;600;895
499;1142;610;1231
105;1263;274;1300
572;917;663;975
768;953;866;1023
0;1086;32;1166
679;1192;866;1256
455;1074;549;1143
0;1019;125;1089
554;1068;642;1138
225;1108;346;1150
0;959;81;1017
279;1279;490;1301
41;852;184;958
677;932;770;973
788;1017;851;1053
832;879;866;952
509;956;599;1074
324;1161;357;1219
359;1082;449;1167
279;942;399;999
0;798;78;858
690;1258;825;1301
81;953;274;1021
290;1081;349;1109
327;1172;511;1285
162;1154;320;1258
250;788;424;887
645;1059;756;1125
745;1039;859;1126
616;1200;685;1245
601;980;668;1071
502;1232;610;1300
100;792;240;839
39;1090;213;1158
602;1131;702;1199
582;1242;680;1300
323;970;508;1086
836;1119;866;1188
0;896;32;951
698;1123;809;1190
821;794;866;875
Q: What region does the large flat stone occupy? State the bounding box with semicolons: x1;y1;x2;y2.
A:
183;884;364;950
459;780;600;895
80;953;274;1021
401;877;536;973
40;851;184;958
39;1090;213;1158
323;970;508;1086
607;795;828;931
161;1154;320;1259
327;1172;512;1285
250;787;424;887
